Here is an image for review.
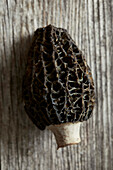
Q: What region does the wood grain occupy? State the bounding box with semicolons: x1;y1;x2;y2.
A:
0;0;113;170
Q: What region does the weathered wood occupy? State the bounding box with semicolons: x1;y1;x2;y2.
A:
0;0;113;170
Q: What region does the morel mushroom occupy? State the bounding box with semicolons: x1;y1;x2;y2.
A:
23;25;95;148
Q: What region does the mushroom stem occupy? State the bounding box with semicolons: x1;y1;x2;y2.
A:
48;122;81;149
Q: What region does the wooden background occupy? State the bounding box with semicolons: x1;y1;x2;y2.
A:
0;0;113;170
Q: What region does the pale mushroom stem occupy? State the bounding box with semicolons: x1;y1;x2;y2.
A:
48;122;81;149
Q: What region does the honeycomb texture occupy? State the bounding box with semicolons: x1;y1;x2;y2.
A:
23;25;95;130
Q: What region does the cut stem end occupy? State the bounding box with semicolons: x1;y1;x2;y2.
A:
48;122;81;149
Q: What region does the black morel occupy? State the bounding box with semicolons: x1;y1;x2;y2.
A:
23;25;95;148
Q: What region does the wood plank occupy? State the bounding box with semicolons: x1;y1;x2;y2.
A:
0;0;113;169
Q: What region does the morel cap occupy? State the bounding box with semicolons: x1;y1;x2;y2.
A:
23;25;95;149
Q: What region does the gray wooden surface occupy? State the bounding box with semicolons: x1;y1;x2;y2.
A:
0;0;113;170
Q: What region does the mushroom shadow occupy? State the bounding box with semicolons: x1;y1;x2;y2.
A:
0;34;49;158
